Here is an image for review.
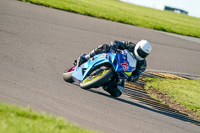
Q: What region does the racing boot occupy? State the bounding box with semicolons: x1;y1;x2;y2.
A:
74;54;89;67
74;44;110;66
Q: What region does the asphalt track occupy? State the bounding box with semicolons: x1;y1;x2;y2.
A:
0;0;200;133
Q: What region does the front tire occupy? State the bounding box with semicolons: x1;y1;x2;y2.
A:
80;68;113;89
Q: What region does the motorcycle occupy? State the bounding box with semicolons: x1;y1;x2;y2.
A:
63;49;137;97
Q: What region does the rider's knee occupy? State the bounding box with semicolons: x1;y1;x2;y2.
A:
103;84;124;97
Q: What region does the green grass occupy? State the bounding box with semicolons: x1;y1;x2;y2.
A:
0;102;98;133
20;0;200;38
145;78;200;115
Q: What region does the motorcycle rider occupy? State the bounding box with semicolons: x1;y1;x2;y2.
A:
74;40;152;97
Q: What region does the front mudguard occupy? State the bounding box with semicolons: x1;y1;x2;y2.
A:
72;57;115;82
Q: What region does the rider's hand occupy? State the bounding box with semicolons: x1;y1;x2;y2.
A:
110;45;118;52
110;46;121;53
115;49;121;53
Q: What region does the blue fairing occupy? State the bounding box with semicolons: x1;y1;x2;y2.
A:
72;50;137;83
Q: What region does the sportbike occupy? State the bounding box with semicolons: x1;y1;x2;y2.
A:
63;49;137;97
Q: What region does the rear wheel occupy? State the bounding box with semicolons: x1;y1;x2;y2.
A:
80;67;113;89
63;66;76;83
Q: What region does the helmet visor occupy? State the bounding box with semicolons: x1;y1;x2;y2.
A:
137;46;149;58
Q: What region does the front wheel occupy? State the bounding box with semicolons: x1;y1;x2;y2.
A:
80;67;113;89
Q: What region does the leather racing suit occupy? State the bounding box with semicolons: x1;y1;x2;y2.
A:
78;40;147;97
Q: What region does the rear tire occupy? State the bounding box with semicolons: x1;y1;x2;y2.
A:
80;68;113;89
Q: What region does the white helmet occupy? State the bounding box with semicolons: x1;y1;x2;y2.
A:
134;40;152;61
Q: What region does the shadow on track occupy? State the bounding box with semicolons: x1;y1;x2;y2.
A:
88;88;200;127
